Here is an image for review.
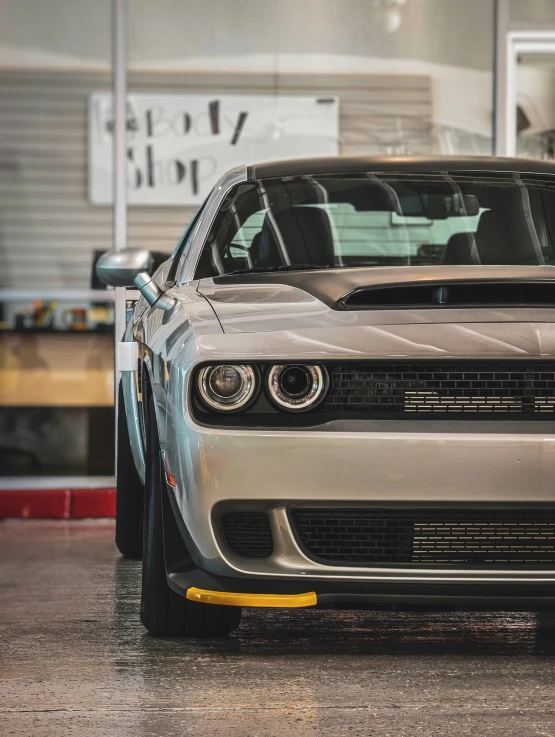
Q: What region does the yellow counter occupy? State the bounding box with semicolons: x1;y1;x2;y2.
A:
0;332;114;407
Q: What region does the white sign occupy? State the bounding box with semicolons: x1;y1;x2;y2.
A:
88;93;339;206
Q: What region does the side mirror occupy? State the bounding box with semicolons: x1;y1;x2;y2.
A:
95;249;175;312
96;249;153;287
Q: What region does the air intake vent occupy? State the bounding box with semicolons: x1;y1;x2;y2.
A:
221;511;273;557
291;508;555;567
342;281;555;309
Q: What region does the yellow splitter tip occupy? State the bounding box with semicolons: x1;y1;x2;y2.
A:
186;587;317;608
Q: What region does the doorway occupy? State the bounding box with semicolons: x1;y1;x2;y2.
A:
503;31;555;157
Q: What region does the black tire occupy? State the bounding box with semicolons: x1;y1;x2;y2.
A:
115;381;144;559
140;394;242;637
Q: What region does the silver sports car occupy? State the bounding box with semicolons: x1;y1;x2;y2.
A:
98;156;555;637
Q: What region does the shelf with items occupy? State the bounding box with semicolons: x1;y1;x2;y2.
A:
0;298;115;334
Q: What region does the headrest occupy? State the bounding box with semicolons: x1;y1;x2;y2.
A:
257;206;335;267
475;186;544;265
442;232;481;265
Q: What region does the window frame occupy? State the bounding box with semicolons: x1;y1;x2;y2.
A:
164;197;209;287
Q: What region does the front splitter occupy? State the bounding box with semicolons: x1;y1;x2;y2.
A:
169;567;555;611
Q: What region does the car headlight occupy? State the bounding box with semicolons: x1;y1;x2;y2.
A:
197;364;257;411
267;364;327;411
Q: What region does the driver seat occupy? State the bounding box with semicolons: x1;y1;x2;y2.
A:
251;206;336;268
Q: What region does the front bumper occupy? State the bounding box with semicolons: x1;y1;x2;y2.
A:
164;416;555;586
161;473;555;610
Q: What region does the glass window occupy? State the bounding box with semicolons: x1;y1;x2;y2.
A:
0;0;115;480
196;171;555;276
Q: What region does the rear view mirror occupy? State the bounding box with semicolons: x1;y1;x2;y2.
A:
96;249;153;287
422;193;480;219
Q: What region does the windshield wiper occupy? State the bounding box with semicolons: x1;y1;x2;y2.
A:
224;264;333;276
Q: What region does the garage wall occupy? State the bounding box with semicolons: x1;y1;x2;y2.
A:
0;70;431;288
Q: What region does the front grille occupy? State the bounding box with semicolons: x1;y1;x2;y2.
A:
221;511;273;557
323;362;555;416
291;508;555;567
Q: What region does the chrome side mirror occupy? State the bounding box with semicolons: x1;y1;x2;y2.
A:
95;249;175;311
96;249;153;287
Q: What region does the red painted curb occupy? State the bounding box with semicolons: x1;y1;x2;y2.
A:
0;489;116;519
71;488;116;519
0;489;71;519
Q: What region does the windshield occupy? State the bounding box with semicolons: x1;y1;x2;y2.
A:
194;171;555;278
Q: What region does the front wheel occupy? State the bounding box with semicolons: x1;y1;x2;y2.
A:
140;395;242;637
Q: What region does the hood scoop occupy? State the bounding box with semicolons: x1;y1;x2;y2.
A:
342;280;555;310
211;266;555;311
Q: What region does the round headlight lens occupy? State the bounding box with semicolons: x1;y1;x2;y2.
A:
198;364;256;411
267;364;327;411
209;365;243;398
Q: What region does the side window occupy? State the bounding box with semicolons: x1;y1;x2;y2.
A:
165;198;208;286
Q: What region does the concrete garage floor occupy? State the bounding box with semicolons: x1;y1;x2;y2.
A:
2;521;555;737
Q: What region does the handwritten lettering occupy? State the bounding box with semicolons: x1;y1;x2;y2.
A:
127;147;217;195
139;100;248;145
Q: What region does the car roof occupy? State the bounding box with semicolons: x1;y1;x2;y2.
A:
247;156;555;180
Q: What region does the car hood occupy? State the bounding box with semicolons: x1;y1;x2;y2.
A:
197;265;555;334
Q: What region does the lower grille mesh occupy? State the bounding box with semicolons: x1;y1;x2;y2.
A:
221;511;273;557
291;508;555;566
